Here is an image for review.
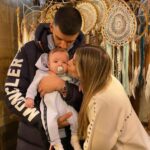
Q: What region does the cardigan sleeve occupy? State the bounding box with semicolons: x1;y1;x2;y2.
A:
84;96;126;150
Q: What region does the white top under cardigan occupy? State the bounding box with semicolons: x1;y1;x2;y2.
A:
84;75;150;150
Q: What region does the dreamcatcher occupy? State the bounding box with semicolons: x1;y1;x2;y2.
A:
76;2;97;35
17;0;76;47
127;0;149;101
127;0;148;41
41;0;77;23
17;0;44;47
76;1;108;46
83;0;108;30
75;2;99;45
104;0;116;8
101;0;137;95
21;7;42;44
44;3;64;23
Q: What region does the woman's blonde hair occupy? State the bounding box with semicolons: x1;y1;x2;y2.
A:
76;45;112;139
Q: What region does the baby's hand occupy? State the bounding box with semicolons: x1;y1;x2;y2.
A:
25;98;34;108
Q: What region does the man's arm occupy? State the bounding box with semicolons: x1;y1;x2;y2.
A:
38;73;66;96
38;74;83;112
5;46;42;129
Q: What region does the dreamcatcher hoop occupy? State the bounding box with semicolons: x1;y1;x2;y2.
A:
104;0;116;8
127;0;149;41
85;0;108;30
21;8;42;32
101;0;137;46
44;3;64;23
21;8;42;44
76;2;97;34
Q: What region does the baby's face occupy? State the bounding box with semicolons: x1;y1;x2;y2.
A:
48;51;68;74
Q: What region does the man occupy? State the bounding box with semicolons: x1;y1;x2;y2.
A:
5;6;84;150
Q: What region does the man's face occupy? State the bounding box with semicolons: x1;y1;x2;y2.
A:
50;24;79;49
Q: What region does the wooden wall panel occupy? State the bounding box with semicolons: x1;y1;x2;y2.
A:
0;0;19;150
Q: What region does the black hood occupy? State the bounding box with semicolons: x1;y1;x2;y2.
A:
35;23;51;53
35;23;85;56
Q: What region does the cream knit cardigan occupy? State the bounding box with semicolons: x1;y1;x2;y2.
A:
84;76;150;150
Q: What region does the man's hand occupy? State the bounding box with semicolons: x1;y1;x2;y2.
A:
38;73;65;97
57;112;72;128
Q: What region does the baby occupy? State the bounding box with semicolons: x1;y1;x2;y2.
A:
25;48;82;150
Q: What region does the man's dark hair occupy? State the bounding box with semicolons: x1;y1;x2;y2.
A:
54;6;82;35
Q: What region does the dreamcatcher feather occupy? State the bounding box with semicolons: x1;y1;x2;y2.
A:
128;39;140;98
128;0;150;100
127;0;149;98
101;0;137;95
145;35;150;102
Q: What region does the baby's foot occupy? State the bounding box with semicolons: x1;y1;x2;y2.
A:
71;135;82;150
53;143;64;150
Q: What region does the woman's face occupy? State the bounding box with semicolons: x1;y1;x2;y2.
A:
68;54;79;78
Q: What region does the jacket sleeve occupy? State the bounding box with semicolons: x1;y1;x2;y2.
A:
4;46;43;129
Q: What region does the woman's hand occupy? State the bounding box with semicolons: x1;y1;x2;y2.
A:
38;73;65;97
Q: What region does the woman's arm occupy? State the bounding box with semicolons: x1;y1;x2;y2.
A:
84;97;125;150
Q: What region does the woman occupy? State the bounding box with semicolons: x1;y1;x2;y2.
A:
68;45;150;150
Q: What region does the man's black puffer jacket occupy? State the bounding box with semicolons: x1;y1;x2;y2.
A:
5;23;84;150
